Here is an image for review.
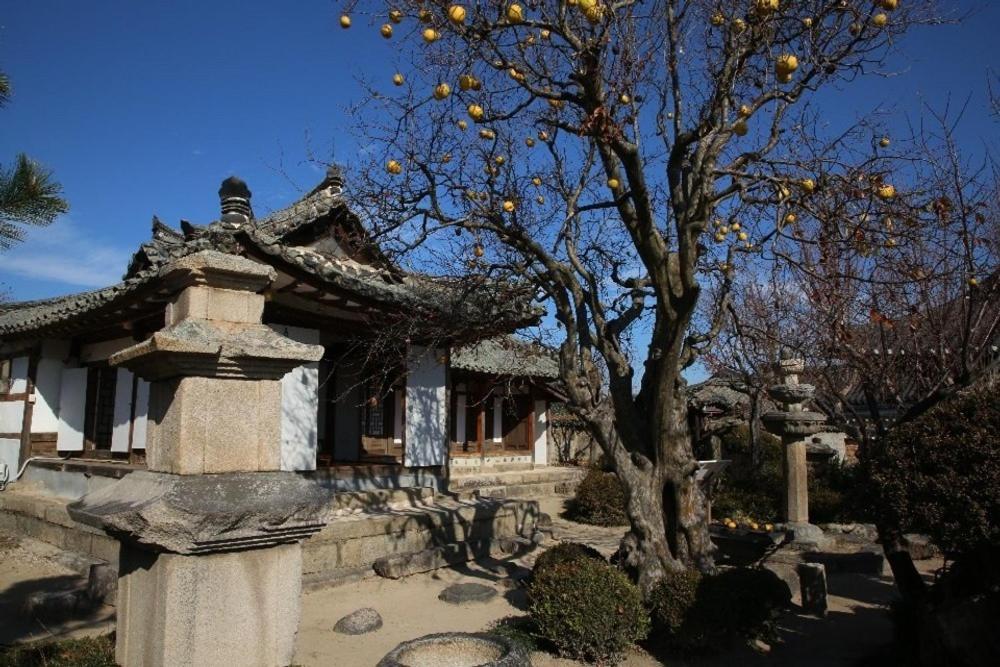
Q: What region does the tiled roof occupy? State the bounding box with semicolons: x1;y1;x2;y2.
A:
0;175;539;340
451;336;559;379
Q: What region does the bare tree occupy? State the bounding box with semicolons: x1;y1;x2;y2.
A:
339;0;942;592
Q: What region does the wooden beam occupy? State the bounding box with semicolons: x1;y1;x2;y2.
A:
17;353;38;468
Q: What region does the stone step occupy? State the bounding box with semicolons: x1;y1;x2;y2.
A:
301;497;541;584
372;536;536;579
326;487;435;515
447;466;585;500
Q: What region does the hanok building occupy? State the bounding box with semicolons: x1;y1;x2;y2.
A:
0;170;561;494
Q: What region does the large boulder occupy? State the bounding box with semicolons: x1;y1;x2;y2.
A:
334;607;383;635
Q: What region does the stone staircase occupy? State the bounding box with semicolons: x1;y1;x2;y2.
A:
448;465;586;500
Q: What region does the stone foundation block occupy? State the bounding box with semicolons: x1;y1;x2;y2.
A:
116;543;302;667
797;562;827;616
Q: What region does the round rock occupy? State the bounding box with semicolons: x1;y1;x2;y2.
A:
437;582;498;605
334;607;383;635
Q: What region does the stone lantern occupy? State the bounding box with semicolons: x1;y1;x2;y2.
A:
761;349;827;544
69;250;326;666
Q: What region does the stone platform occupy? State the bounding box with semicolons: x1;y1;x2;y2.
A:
448;466;585;500
0;482;541;591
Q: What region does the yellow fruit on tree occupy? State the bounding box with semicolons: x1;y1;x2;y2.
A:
738;231;748;241
386;159;402;175
880;136;891;148
803;17;814;28
393;73;404;86
541;29;551;39
872;13;888;27
779;185;791;198
733;119;748;136
738;104;752;118
467;104;485;121
731;222;741;231
879;0;899;10
720;225;729;234
733;18;747;33
538;130;549;141
503;200;516;212
754;0;779;14
433;83;451;100
620;93;631;104
389;9;403;24
448;4;467;24
459;74;476;91
509;68;525;82
877;184;896;200
715;233;726;243
849;22;862;35
608;178;620;189
423;28;440;43
507;3;524;23
473;244;484;257
526;137;536;147
711;12;725;27
380;24;394;38
339;14;351;28
776;53;799;77
495;155;505;165
800;178;816;193
784;213;797;224
532;176;542;186
479;128;495;139
969;277;979;287
579;0;597;10
457;119;468;130
584;6;602;24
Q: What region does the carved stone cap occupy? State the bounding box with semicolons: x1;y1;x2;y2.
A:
761;410;828;438
110;318;324;380
159;250;276;293
68;470;328;555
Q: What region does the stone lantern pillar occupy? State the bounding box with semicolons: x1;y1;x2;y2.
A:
761;349;827;544
69;250;326;667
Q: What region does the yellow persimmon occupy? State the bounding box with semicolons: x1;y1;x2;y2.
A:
607;178;620;189
389;9;403;24
433;83;451;100
503;200;516;212
467;104;485;121
339;15;351;28
507;3;524;23
448;5;467;25
380;24;393;38
393;73;404;86
422;28;440;43
386;159;402;175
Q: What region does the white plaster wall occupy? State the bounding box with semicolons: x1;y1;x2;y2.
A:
0;437;20;478
32;358;64;433
0;402;24;433
132;379;149;450
270;325;320;472
110;368;134;453
79;337;133;364
492;396;503;443
533;399;548;465
404;345;448;468
8;356;28;394
56;368;88;452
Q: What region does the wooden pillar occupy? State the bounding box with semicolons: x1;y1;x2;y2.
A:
525;392;535;455
475;386;485;455
17;353;38;464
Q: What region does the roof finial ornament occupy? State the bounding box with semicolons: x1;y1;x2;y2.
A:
324;163;345;195
219;176;253;227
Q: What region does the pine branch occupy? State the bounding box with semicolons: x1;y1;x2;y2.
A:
0;153;69;250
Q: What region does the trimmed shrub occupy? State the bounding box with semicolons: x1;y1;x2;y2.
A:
529;558;649;664
647;568;702;637
648;567;790;651
569;467;628;526
533;541;605;577
869;386;1000;557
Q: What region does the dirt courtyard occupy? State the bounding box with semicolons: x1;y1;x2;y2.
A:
1;497;939;666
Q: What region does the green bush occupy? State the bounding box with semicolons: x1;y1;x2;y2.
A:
0;634;115;667
648;567;790;651
869;386;1000;556
569;467;629;526
647;569;702;637
533;541;605;577
711;426;784;523
529;558;649;664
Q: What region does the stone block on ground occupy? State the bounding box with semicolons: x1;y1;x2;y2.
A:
87;563;117;604
797;562;827;616
438;582;498;605
334;607;383;635
902;533;939;560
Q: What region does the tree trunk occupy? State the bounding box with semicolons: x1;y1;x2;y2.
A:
611;409;714;596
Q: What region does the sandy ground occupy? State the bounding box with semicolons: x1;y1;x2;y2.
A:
1;497;941;666
0;534;115;646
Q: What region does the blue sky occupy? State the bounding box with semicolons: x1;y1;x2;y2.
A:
1;0;998;302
